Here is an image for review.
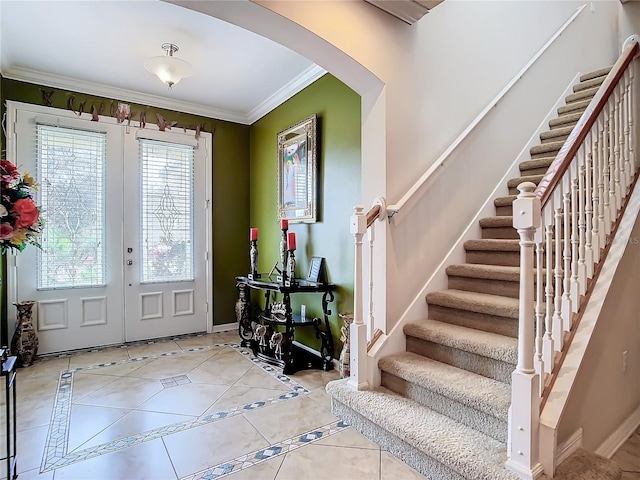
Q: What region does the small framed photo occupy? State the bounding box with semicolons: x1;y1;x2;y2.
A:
306;256;326;284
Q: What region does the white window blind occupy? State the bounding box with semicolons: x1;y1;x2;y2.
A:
36;125;106;289
139;139;194;283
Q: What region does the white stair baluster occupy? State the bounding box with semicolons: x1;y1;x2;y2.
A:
553;187;564;353
543;205;555;374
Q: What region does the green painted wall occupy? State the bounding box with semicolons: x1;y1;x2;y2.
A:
0;77;250;341
249;74;361;354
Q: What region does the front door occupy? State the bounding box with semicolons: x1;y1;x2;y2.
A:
9;103;210;353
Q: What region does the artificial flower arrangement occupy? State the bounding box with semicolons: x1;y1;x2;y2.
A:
0;159;43;254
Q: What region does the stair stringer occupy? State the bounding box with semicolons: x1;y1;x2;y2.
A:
539;179;640;477
368;74;583;380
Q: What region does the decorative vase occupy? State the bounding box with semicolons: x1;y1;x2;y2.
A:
11;300;39;367
279;229;288;280
338;312;354;378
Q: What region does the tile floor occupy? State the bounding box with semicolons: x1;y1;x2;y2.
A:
0;331;426;480
1;330;638;480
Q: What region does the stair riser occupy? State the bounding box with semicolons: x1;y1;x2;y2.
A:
465;251;520;267
530;150;560;161
426;304;518;338
481;227;519;240
549;117;579;129
406;336;515;384
519;166;549;176
558;104;587;116
330;399;465;480
447;275;519;299
381;372;508;443
565;90;597;104
541;134;569;144
495;205;512;216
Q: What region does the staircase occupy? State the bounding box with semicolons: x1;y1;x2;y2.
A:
327;67;623;479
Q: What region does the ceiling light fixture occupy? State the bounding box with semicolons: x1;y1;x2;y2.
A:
144;43;193;89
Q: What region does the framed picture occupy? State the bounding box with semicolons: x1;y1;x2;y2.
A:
277;114;317;223
306;256;326;284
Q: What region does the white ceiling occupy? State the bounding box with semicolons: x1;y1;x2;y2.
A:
0;0;325;125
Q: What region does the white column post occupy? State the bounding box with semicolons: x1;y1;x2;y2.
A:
348;205;369;391
506;182;543;480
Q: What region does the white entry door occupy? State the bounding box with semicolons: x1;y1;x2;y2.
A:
122;130;209;342
8;103;210;353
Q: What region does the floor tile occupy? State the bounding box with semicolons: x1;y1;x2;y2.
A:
226;455;284;480
289;369;340;390
70;372;121;401
53;437;177;480
78;358;154;377
126;356;205;380
74;376;163;409
16;374;59;402
163;414;269;478
67;347;130;370
243;395;337;444
10;467;54;479
126;340;182;358
188;354;252;385
17;395;55;431
174;334;232;350
15;424;49;474
80;409;195;450
17;357;70;380
233;366;292;391
205;386;293;413
381;450;429;479
275;443;380;480
313;428;380;450
137;382;230;416
66;404;130;451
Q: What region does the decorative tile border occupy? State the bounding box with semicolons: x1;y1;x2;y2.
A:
181;420;350;480
40;342;312;473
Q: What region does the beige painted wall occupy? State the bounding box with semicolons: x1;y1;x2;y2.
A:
557;210;640;451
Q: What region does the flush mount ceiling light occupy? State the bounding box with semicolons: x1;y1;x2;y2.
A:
144;43;193;89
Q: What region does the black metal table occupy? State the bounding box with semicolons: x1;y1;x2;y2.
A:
235;275;336;375
1;355;17;479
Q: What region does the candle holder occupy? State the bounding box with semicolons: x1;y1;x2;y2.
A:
285;249;296;286
277;227;289;284
248;239;261;279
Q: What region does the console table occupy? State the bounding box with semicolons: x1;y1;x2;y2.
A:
1;355;17;479
235;275;336;374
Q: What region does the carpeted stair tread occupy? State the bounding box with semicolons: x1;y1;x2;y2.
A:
494;195;517;208
558;99;590;115
326;379;520;480
573;75;606;93
530;140;564;157
464;239;520;252
549;112;581;128
565;86;599;104
540;125;574;141
507;174;545;188
379;352;511;421
519;157;555;174
579;67;611;82
426;289;519;319
404;319;518;364
479;216;513;228
446;263;520;282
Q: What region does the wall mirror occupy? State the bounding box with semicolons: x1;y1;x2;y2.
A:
277;114;317;223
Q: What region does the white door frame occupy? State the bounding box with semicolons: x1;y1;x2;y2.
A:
5;100;213;349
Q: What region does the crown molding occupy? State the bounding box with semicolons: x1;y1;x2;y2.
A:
247;64;327;123
2;65;326;125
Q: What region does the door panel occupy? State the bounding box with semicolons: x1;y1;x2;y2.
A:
13;111;125;353
122;131;208;342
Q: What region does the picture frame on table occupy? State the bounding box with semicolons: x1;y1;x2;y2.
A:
277;114;318;224
306;256;326;284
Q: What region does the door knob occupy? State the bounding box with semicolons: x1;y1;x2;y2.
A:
127;260;133;265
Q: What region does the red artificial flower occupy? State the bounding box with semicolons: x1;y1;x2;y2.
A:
0;160;20;183
12;198;40;228
0;222;14;240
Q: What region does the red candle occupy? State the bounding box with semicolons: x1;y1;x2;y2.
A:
280;218;288;230
287;232;296;251
250;228;258;241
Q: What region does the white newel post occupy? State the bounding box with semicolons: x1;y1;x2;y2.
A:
348;205;369;391
506;182;543;480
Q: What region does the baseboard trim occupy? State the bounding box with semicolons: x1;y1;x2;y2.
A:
596;404;640;458
556;428;582;467
212;322;238;333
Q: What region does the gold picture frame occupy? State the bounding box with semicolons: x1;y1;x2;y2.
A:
277;114;317;223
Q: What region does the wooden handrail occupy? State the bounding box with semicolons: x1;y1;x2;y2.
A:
366;204;381;229
536;41;639;207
